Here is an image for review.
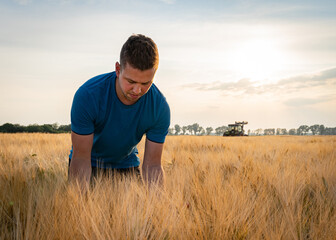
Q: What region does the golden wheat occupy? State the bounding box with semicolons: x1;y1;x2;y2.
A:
0;133;335;239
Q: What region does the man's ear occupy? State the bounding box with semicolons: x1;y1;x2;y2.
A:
115;62;121;77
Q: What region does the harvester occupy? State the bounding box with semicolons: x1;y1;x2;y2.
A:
223;121;248;136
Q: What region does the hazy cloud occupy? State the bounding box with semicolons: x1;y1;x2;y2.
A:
12;0;31;5
284;95;336;107
183;67;336;96
278;67;336;86
159;0;175;4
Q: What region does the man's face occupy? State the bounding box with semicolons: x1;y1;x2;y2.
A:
115;62;156;105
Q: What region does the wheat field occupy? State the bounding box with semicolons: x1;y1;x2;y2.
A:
0;133;335;239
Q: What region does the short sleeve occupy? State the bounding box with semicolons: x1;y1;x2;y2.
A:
146;100;171;143
70;87;97;135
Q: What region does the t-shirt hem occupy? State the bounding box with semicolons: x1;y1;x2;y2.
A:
71;129;94;135
146;137;165;144
91;159;140;169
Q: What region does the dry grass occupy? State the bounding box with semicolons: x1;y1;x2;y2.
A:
0;133;335;239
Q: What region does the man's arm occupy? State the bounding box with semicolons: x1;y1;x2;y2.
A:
68;131;93;190
142;138;165;188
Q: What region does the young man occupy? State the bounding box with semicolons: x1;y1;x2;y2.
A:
68;34;170;189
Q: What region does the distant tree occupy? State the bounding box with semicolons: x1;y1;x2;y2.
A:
52;123;59;130
174;124;181;135
15;124;24;132
41;124;58;133
215;127;222;136
168;127;174;135
187;125;193;135
324;127;336;135
191;123;200;135
27;124;42;133
310;124;320;135
58;124;71;133
332;128;336;135
182;126;188;135
198;126;205;135
255;128;263;135
319;125;325;135
324;127;331;135
276;128;287;135
205;127;213;135
248;130;253;135
264;128;275;135
298;125;309;135
0;123;15;133
288;129;296;135
214;126;228;136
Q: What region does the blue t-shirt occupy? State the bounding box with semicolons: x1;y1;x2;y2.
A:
69;72;170;169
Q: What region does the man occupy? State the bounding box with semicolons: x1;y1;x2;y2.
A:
68;34;170;189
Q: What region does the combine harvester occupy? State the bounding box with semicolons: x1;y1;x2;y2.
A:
223;121;248;136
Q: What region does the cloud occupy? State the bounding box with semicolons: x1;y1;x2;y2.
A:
278;67;336;87
12;0;31;5
159;0;175;4
284;95;336;107
182;67;336;96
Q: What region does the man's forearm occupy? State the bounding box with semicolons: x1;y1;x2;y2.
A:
69;157;92;189
142;164;165;187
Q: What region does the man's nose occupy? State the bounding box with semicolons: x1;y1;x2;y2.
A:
133;85;141;94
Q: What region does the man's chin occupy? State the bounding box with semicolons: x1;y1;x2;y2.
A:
129;94;141;100
126;95;141;103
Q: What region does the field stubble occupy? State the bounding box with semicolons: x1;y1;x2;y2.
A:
0;133;335;239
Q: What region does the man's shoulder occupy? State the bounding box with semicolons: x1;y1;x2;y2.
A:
142;84;170;143
80;72;116;92
145;84;170;119
147;83;168;105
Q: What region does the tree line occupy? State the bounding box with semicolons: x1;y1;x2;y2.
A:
250;124;336;136
0;122;335;135
169;123;225;136
169;123;336;136
0;123;71;133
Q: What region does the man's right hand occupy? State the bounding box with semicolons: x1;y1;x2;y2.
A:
69;131;94;190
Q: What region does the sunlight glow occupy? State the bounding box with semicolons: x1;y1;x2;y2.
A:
230;39;287;83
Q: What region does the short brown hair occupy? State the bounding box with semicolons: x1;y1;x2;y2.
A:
120;34;159;71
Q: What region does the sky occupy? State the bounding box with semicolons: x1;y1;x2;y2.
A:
0;0;335;130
